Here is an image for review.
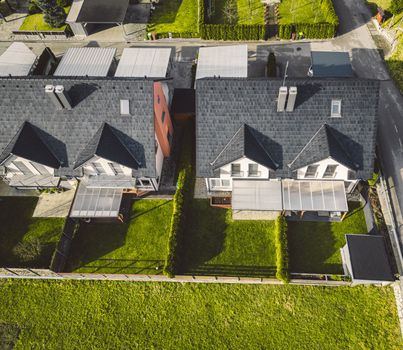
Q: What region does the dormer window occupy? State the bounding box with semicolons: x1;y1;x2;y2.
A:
331;99;341;117
323;164;338;178
305;164;319;178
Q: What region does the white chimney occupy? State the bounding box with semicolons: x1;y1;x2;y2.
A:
55;85;72;110
277;86;288;112
45;85;64;110
286;86;297;112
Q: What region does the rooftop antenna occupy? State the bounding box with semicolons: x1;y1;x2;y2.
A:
282;60;289;86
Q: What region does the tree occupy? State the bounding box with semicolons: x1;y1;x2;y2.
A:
389;0;403;15
36;0;66;28
222;0;238;25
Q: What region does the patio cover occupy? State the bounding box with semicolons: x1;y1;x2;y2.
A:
9;174;60;188
232;180;282;211
115;48;172;78
54;47;116;77
0;42;37;76
70;182;123;218
196;45;248;80
66;0;129;23
282;180;348;212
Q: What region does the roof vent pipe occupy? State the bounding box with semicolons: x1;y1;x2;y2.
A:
277;86;288;112
286;86;297;112
55;85;72;110
45;85;64;110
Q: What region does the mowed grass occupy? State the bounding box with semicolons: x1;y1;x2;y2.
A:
0;197;65;268
66;199;172;274
180;199;276;277
207;0;264;25
288;202;368;274
19;7;70;31
278;0;331;23
1;279;402;349
148;0;198;35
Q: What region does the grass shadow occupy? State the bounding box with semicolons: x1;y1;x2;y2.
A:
150;0;182;25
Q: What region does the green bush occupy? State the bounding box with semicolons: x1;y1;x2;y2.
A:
274;215;290;283
28;0;41;14
367;172;380;187
56;0;72;7
267;52;276;77
389;0;403;14
164;124;194;277
200;24;265;40
13;239;43;263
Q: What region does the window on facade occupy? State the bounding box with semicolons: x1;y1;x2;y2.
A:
30;162;50;175
161;111;165;123
248;163;259;177
323;164;338;178
221;179;230;187
108;162;123;175
305;164;319;178
157;95;160;104
331;99;341;117
210;178;230;188
231;164;241;176
13;161;31;175
92;162;106;175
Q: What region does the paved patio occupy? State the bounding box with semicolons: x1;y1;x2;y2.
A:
33;188;76;217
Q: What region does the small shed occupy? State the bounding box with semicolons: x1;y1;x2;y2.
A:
308;51;353;77
0;42;37;76
196;45;248;80
66;0;129;37
115;48;172;78
341;234;395;285
54;47;116;77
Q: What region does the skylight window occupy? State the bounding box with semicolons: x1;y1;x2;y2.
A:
120;99;130;116
331;99;341;117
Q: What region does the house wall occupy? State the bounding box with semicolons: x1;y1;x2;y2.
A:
4;155;55;176
81;156;132;177
154;82;173;157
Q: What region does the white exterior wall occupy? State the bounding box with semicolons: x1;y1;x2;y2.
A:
155;138;164;179
81;156;132;177
161;82;171;107
296;157;351;180
4;155;55;177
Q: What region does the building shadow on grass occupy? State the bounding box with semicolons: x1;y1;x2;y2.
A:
185;264;277;278
149;0;182;25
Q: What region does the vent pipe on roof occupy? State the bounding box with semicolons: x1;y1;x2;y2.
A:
45;85;64;110
277;86;288;112
55;85;72;110
286;86;297;112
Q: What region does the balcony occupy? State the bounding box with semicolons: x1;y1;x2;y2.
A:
247;171;261;177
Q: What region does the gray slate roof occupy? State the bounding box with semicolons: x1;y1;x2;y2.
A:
196;78;379;179
0;76;156;177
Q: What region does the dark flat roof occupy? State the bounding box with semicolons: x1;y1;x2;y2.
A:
77;0;129;23
311;51;353;77
346;234;394;282
171;88;195;115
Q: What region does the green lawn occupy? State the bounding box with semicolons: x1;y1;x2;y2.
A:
180;199;276;277
0;197;65;268
288;202;368;274
278;0;332;23
66;199;172;274
1;279;402;349
206;0;264;25
148;0;199;35
19;6;70;31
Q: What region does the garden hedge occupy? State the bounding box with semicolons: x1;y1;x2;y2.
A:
200;24;266;40
278;0;338;39
274;214;290;283
164;124;194;277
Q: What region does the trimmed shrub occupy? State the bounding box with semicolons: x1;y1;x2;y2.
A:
267;52;276;77
274;215;290;283
200;24;265;40
164;123;194;277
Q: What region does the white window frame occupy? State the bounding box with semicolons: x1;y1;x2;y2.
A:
92;162;106;175
331;99;342;117
323;164;338;178
248;163;259;177
209;178;231;190
136;178;154;189
231;163;242;177
108;162;123;175
305;164;319;178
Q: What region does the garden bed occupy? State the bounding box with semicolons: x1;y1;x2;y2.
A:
66;199;173;274
288;202;368;274
0;197;65;268
180;199;277;277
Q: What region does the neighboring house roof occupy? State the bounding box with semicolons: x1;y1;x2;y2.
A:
115;48;172;78
310;51;353;77
67;0;129;23
0;42;37;77
0;121;62;168
75;122;140;169
0;77;156;177
289;124;358;171
196;45;248;80
196;78;379;179
211;124;277;170
345;234;394;282
54;48;116;77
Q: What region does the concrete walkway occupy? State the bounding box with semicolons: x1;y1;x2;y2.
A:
33;189;75;217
